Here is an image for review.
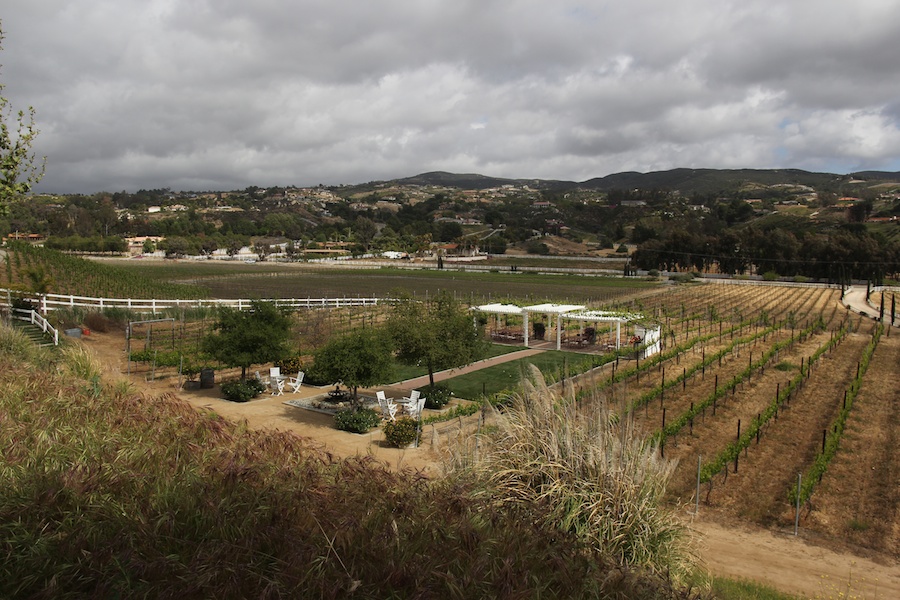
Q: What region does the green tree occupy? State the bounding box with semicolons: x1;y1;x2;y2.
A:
201;301;294;379
1;23;46;213
310;326;394;405
388;290;489;388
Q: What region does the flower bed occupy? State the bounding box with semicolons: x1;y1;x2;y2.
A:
284;394;378;415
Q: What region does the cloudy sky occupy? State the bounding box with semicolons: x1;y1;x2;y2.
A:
3;1;900;194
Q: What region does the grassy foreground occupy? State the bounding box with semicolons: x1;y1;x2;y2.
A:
0;326;702;599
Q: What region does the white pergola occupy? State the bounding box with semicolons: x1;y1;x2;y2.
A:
471;303;525;339
563;310;645;351
521;303;585;349
473;303;650;352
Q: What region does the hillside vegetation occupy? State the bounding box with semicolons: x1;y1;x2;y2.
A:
0;325;698;599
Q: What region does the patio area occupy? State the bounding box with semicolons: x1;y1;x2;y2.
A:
474;302;661;358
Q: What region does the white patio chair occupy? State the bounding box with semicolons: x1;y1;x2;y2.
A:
269;366;281;379
377;391;398;421
407;396;426;420
402;389;421;404
287;371;304;393
270;376;285;396
255;370;269;385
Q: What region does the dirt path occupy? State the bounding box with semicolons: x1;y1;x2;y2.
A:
74;329;900;598
692;513;900;598
397;347;544;388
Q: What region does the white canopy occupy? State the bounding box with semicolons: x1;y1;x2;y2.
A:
565;310;643;323
472;303;524;315
522;303;586;314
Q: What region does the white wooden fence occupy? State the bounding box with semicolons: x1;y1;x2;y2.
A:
11;308;59;345
0;288;383;315
703;278;842;289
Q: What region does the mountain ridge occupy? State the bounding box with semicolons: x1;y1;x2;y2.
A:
388;168;900;195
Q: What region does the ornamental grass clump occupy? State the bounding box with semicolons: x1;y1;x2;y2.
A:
454;364;694;582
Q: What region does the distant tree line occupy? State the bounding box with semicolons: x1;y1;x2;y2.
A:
632;221;899;283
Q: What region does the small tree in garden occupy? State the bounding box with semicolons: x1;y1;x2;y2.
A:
388;290;489;388
310;326;394;406
201;300;293;379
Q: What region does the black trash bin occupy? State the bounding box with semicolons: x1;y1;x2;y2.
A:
200;368;215;389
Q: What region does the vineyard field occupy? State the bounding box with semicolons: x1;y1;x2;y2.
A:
572;283;898;557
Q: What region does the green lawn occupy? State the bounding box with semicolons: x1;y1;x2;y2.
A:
389;343;525;383
442;349;600;399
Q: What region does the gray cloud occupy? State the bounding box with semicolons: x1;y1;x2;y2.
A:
2;0;900;194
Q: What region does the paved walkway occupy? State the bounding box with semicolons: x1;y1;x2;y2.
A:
393;347;545;389
842;285;899;326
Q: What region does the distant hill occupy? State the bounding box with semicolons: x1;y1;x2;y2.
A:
389;168;900;196
577;168;844;195
395;171;535;190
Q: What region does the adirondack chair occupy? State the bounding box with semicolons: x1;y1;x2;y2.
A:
287;371;304;393
377;391;398;421
401;389;421;405
270;376;286;396
406;396;426;420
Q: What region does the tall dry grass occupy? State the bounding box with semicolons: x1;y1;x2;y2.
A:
452;365;694;582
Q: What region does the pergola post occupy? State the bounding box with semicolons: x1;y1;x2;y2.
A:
523;312;530;347
556;313;563;350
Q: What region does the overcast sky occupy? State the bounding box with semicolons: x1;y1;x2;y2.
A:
3;1;900;194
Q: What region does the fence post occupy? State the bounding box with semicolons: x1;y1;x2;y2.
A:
695;455;701;515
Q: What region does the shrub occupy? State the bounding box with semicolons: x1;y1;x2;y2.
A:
420;383;452;409
669;273;694;284
383;417;419;447
301;362;332;386
525;240;550;255
221;378;266;403
274;355;304;374
532;321;546;339
334;407;380;434
762;270;779;281
615;243;629;253
182;364;201;381
83;312;111;333
647;269;659;278
98;307;136;328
